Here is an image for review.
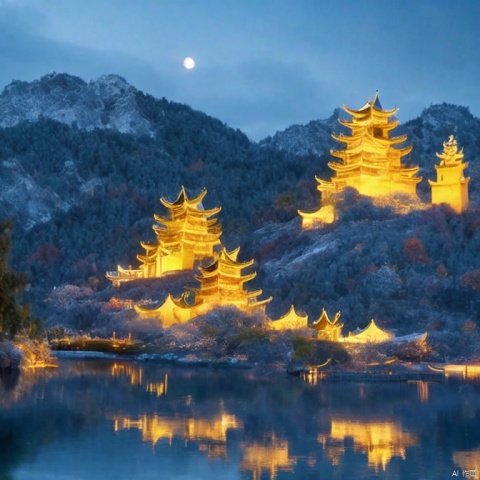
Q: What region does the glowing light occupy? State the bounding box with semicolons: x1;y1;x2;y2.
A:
183;57;195;69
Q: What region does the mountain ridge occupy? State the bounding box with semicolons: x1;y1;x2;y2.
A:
0;72;478;355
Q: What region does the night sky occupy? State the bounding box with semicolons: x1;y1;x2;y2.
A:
0;0;478;140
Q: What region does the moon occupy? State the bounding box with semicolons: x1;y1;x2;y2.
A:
183;57;195;70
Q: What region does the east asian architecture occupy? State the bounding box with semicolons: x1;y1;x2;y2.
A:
134;247;272;324
134;293;194;328
346;319;394;344
310;309;343;341
270;305;308;330
191;247;272;315
299;92;422;227
428;135;470;213
107;187;222;286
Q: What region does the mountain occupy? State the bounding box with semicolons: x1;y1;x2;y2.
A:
0;73;153;137
0;72;479;358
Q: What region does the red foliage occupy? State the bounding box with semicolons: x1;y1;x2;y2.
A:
403;237;430;263
30;243;60;264
462;270;480;290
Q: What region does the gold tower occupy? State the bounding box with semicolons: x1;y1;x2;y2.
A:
300;92;421;227
191;247;272;315
428;135;470;213
107;186;222;286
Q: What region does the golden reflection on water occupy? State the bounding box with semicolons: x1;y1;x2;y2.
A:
110;362;167;397
112;411;243;459
240;434;296;480
416;381;429;403
318;419;418;472
453;450;480;475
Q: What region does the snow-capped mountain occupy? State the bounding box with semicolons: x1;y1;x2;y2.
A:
0;73;152;137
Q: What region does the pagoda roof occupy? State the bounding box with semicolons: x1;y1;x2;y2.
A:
270;305;308;330
348;319;394;343
310;309;343;331
344;92;398;117
160;185;207;209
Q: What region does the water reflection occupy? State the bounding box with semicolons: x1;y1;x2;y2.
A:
110;361;168;397
112;411;243;458
2;359;480;480
319;420;418;472
240;434;296;480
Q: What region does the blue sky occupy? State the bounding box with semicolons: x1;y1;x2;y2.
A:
0;0;479;140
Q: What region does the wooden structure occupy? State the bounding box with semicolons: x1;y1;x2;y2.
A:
107;186;222;286
429;135;470;212
134;293;194;327
346;319;394;343
191;247;272;315
270;305;308;330
310;309;343;341
299;92;421;227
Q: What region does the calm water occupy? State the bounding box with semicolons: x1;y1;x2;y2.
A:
1;358;480;480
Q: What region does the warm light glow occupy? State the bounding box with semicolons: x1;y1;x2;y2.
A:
428;135;470;213
191;247;272;316
113;411;243;459
310;308;343;341
110;363;168;396
345;319;394;343
183;57;195;69
107;186;222;286
319;419;418;472
299;92;421;228
270;305;308;330
240;434;296;479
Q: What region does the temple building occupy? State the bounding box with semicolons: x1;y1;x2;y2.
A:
299;92;421;228
107;186;222;286
310;309;343;341
270;305;308;330
191;247;272;315
346;319;394;343
134;293;194;327
429;135;470;213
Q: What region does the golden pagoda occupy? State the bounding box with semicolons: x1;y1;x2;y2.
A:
270;305;308;330
191;247;272;315
428;135;470;213
134;293;194;327
107;186;222;286
299;92;421;228
310;309;343;341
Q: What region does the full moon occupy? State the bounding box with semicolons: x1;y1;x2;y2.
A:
183;57;195;70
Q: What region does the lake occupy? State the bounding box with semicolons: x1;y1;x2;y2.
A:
1;357;480;480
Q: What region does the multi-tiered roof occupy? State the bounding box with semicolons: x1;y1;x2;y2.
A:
137;186;222;276
106;186;222;286
428;135;470;212
319;92;421;197
191;247;271;314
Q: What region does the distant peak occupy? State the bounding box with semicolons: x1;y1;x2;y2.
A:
95;74;130;86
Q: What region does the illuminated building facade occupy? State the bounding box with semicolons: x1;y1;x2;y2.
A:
429;135;470;213
299;92;421;227
191;247;272;315
310;309;343;341
107;186;222;286
270;305;308;330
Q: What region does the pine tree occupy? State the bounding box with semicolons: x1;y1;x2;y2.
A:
0;221;31;339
